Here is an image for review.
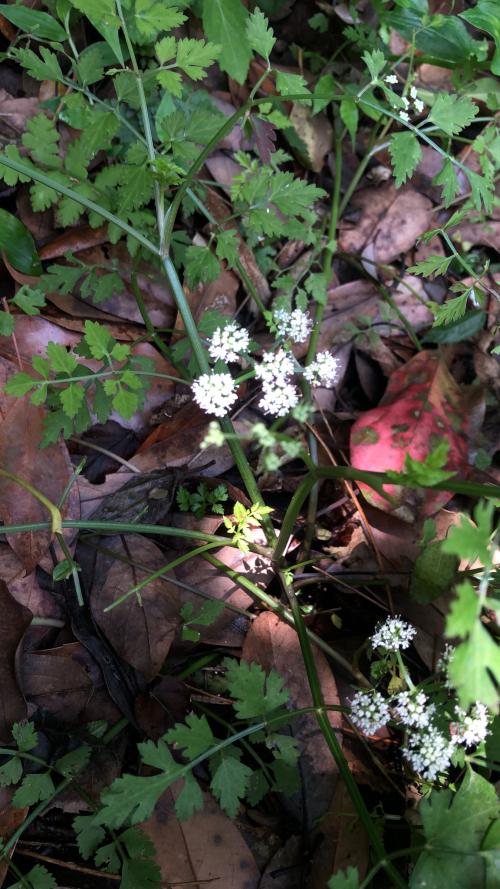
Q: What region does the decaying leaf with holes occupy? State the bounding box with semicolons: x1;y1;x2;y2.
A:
349;351;482;521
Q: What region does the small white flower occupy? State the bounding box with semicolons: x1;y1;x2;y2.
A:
208;322;250;363
385;74;398;84
371;616;416;652
259;382;300;418
410;85;418;99
393;690;434;729
255;348;295;388
414;98;425;114
350;690;390;735
451;702;491;748
192;372;237;418
274;308;313;344
399;110;410;122
303;351;340;387
402;727;454;780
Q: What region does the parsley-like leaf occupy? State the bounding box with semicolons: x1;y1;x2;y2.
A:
429;94;478;136
388;132;422;187
223;658;289;720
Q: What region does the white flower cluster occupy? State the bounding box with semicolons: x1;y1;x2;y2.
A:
451;702;491;748
191;318;340;419
402;727;454;781
274;308;313;344
385;77;425;122
393;690;434;729
191;372;237;418
255;349;299;417
304;351;340;388
371;616;416;652
208;322;250;363
350;690;390;735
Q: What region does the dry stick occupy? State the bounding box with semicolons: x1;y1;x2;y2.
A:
15;849;120;882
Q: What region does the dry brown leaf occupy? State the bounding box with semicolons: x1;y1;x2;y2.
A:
339;183;432;263
91;534;180;681
0;89;38;140
0;582;31;743
0;357;77;573
175;262;238;336
243;612;342;830
141;784;260;889
0;544;64;620
19;642;94;723
309;780;369;889
0;788;29;889
289;103;333;172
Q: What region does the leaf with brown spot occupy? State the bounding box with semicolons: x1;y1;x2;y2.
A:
91;534;180;681
141;784;260;889
0;581;31;742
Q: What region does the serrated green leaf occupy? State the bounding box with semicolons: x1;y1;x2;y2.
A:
388;131;422;187
184;245;221;289
83;320;112;359
215;229;239;268
155;35;176;63
12;286;45;316
134;0;186;40
22;114;61;170
432;292;469;326
432;159;460;207
466;168;494;214
223;657;289;720
246;8;275;59
328;866;360;888
202;0;251;84
442;501;495;566
446;581;480;637
74;814;107;860
99;773;171;827
4;372;37;397
46;342;78;374
12;721;38;753
121;858;162;889
40;409;73;445
429;94;479;136
175;38;220;79
410;771;500;889
407;254;453;278
362;49;386;81
166;714;215;759
68;0;123;64
276;69;311;101
0;145;33;188
60;383;85;419
0;756;23;787
210;756;252;819
174;770;204;820
11;46;64;82
10;865;57;889
156;69;183;96
13;772;55;807
423;310;486;344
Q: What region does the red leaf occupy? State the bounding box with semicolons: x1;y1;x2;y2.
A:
350;351;474;519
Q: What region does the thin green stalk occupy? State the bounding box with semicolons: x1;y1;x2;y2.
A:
55;531;84;607
103;541;222;611
280;572;407;888
0;469;62;533
204;552;370;685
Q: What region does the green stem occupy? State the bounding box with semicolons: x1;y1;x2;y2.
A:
280;572;407;888
0;469;62;533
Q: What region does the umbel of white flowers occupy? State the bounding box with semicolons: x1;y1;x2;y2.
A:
191;312;340;419
349;617;492;782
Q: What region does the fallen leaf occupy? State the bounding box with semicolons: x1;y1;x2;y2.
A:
0;89;38;140
309;780;369;889
339;183;433;264
0;788;29;889
0;357;77;573
0;581;32;742
0;544;64;621
289;103;333;172
19;642;94;723
38;225;109;260
141;784;260;889
243;611;342;830
350;350;479;520
91;534;180;681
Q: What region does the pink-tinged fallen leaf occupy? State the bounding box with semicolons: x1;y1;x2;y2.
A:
91;534;180;681
141;784;260;889
350;351;478;519
0;581;31;742
0;544;65;621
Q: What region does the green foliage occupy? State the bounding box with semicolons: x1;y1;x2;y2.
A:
180;599;225;642
429;93;479;136
222;657;289;720
407;254;453;278
441;501;500;709
389;132;422;187
223;500;274;552
410;771;500;889
328;867;360;888
176;481;228;519
8;865;57;889
386;441;456;487
246;8;275;61
202;0;250;84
